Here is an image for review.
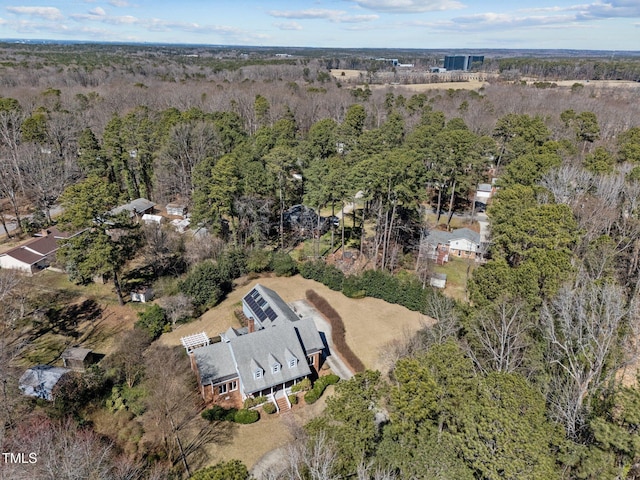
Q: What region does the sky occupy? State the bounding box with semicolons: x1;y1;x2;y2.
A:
0;0;638;51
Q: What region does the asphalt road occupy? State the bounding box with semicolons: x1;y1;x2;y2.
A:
0;205;63;236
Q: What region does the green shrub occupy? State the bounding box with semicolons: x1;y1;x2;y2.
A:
201;405;237;422
224;408;238;421
190;459;250;480
179;261;227;308
288;394;298;405
202;405;225;422
271;252;297;277
305;374;340;404
263;402;277;414
342;275;365;298
134;304;169;339
321;265;344;291
247;249;272;273
243;395;267;409
291;378;311;393
304;389;320;404
299;260;325;281
234;408;259;424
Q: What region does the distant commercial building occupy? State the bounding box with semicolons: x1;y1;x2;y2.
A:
443;55;484;71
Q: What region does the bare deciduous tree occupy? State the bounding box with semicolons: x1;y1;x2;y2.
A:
141;345;226;477
466;298;531;374
542;278;628;439
157;293;194;327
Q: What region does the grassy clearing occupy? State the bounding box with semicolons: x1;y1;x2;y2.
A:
432;257;475;301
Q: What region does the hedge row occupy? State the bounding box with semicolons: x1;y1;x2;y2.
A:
201;406;259;424
304;374;340;404
305;289;365;374
301;260;440;315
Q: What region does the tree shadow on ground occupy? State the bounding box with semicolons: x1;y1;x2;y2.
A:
45;299;103;337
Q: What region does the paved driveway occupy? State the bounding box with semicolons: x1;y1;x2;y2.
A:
289;299;354;381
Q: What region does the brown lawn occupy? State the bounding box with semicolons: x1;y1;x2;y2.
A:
161;275;431;470
201;386;334;471
160;274;430;372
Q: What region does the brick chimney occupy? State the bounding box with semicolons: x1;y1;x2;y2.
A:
247;317;255;334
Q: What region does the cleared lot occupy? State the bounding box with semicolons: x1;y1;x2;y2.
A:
160;274;430;371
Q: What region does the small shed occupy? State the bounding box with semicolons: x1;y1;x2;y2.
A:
131;286;154;303
61;347;96;371
171;217;191;234
166;203;187;217
430;273;447;289
142;214;163;225
19;365;71;401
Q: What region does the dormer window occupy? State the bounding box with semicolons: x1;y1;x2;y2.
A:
289;358;297;368
272;363;281;374
254;368;263;379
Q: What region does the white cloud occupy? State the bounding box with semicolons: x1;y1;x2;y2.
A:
268;9;378;23
350;0;464;13
108;0;130;7
88;7;106;16
5;6;63;21
275;21;303;31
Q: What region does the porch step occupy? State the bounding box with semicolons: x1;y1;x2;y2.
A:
276;395;290;413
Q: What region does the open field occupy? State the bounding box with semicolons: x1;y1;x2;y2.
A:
527;79;640;89
160;274;429;372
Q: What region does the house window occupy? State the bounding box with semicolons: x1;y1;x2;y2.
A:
289;358;297;368
230;380;238;391
254;369;263;379
272;363;280;374
307;355;314;366
219;383;228;394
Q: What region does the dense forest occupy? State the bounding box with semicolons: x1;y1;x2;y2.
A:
2;43;640;479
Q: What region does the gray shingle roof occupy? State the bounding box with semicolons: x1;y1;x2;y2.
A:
109;198;155;217
193;341;237;386
194;284;324;395
233;322;311;394
424;228;480;247
451;227;480;245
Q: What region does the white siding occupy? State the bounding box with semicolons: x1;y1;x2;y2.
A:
0;255;34;273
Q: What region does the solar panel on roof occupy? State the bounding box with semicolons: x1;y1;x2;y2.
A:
258;298;267;308
256;309;267;322
250;289;260;299
265;307;277;321
246;297;259;314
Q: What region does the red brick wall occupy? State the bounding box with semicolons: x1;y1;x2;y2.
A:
203;378;243;409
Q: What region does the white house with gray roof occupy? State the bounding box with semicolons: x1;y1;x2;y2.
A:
423;227;481;264
190;284;324;411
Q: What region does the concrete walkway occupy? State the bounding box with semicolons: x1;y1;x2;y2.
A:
289;299;354;381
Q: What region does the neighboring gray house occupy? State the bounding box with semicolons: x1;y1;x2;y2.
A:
189;284;324;412
19;365;71;401
422;227;481;263
109;198;156;219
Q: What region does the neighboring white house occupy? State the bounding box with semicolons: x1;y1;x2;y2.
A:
0;227;76;274
422;227;481;263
